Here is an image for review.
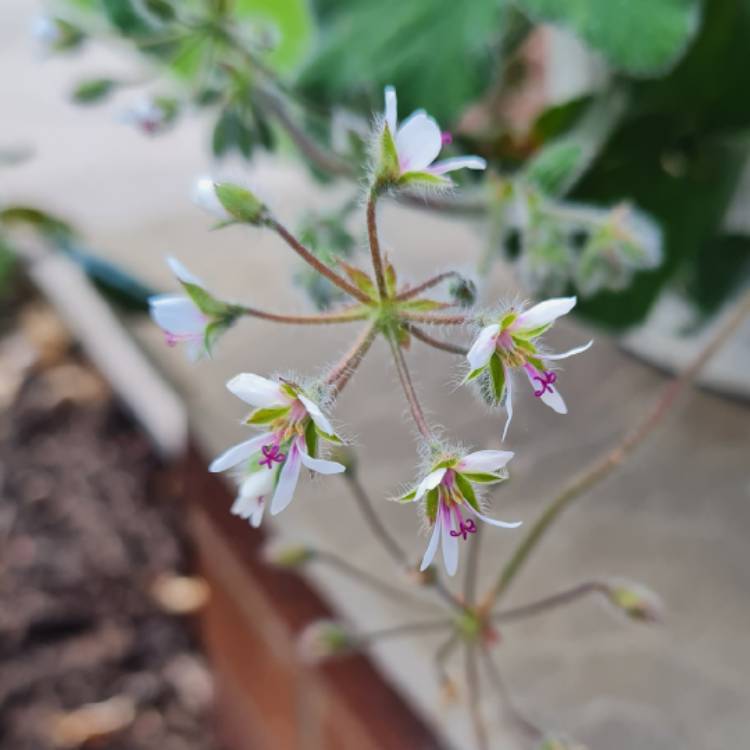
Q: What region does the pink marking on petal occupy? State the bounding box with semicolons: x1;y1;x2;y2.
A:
441;131;453;145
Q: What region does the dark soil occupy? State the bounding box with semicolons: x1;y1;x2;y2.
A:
0;338;221;749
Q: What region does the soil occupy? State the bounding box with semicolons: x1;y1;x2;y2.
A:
0;299;222;749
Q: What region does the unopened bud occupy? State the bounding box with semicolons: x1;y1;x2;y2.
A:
261;542;316;569
32;15;84;53
122;96;179;136
448;276;477;308
297;620;354;664
603;579;664;624
193;178;267;225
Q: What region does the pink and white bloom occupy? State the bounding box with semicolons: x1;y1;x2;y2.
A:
465;297;592;439
381;86;486;183
149;257;209;359
399;449;520;576
210;374;345;525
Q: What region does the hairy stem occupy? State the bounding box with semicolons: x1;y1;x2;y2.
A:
387;335;432;440
407;324;469;355
268;218;371;303
481;288;750;612
492;581;606;624
366;190;388;299
396;271;462;301
465;645;490;750
327;323;378;394
240;306;368;325
401;311;468;326
315;551;438;610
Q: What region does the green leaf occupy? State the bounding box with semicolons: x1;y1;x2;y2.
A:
0;206;76;240
234;0;313;72
488;352;506;405
515;0;700;76
245;406;290;425
525;142;584;196
212;108;254;159
101;0;152;36
71;78;117;104
425;487;439;522
454;473;480;512
304;418;319;457
299;0;504;125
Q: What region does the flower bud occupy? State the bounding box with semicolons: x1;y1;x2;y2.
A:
297;620;354;664
448;276;477;308
122;96;179;136
193;178;267;225
261;542;316;569
602;579;664;624
32;15;84;53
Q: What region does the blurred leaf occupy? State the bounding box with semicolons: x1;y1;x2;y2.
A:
525;142;584;196
531;96;592;143
212;108;254;158
71;77;118;104
686;233;750;317
235;0;314;72
101;0;152;35
515;0;700;76
0;206;76;240
300;0;504;124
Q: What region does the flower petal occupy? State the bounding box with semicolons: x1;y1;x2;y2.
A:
419;515;442;572
415;468;446;502
298;393;335;436
209;432;273;473
149;295;204;335
384;85;397;134
166;256;204;287
466;324;500;372
515;297;577;331
458;450;514;474
440;507;459;577
524;369;568;414
543;340;593;360
192;177;229;219
396;112;442;172
466;505;522;529
501;369;513;442
428;156;487;175
299;450;346;475
227;373;288;408
270;440;303;515
231;469;274;520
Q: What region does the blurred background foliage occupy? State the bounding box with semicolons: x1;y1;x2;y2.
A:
13;0;750;328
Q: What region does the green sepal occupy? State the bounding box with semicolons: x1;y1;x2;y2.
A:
377;123;400;183
425;487;439;523
397;488;418;503
245;405;290;425
512;323;550;341
527;355;545;372
489;352;506;405
461;472;504;484
72;78;118;104
315;427;343;445
463;367;485;384
499;311;518;328
384;259;397;297
513;337;539;356
214;182;267;224
398;298;450;312
180;280;233;317
397;171;451;189
454;473;480;512
304;418;318;457
203;319;227;356
339;261;376;298
434;458;457;470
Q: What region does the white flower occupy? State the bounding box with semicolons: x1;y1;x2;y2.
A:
192;177;230;220
381;86;486;182
148;257;210;359
465;297;592;440
210;374;345;524
399;450;520;577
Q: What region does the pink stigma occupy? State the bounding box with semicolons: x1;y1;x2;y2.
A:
441;131;453;146
530;369;557;398
260;443;286;469
450;519;477;540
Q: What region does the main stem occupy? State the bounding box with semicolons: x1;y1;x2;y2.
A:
480;288;750;612
268;218;371;304
366;189;388;299
387;335;432;440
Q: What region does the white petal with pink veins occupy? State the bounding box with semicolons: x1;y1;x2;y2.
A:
420;516;442;571
458;450;514;474
298;393;335;436
543;340;593;360
227;373;288;408
428;156;487;175
209;432;273;473
515;296;577;331
396;112;442;172
466;505;522;529
270;441;303;515
299;450;345;475
466;324;500;371
415;468;447;501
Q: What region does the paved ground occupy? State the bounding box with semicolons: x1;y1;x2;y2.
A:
3;5;750;748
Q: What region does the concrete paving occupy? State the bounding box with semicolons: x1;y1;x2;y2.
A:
3;4;750;748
